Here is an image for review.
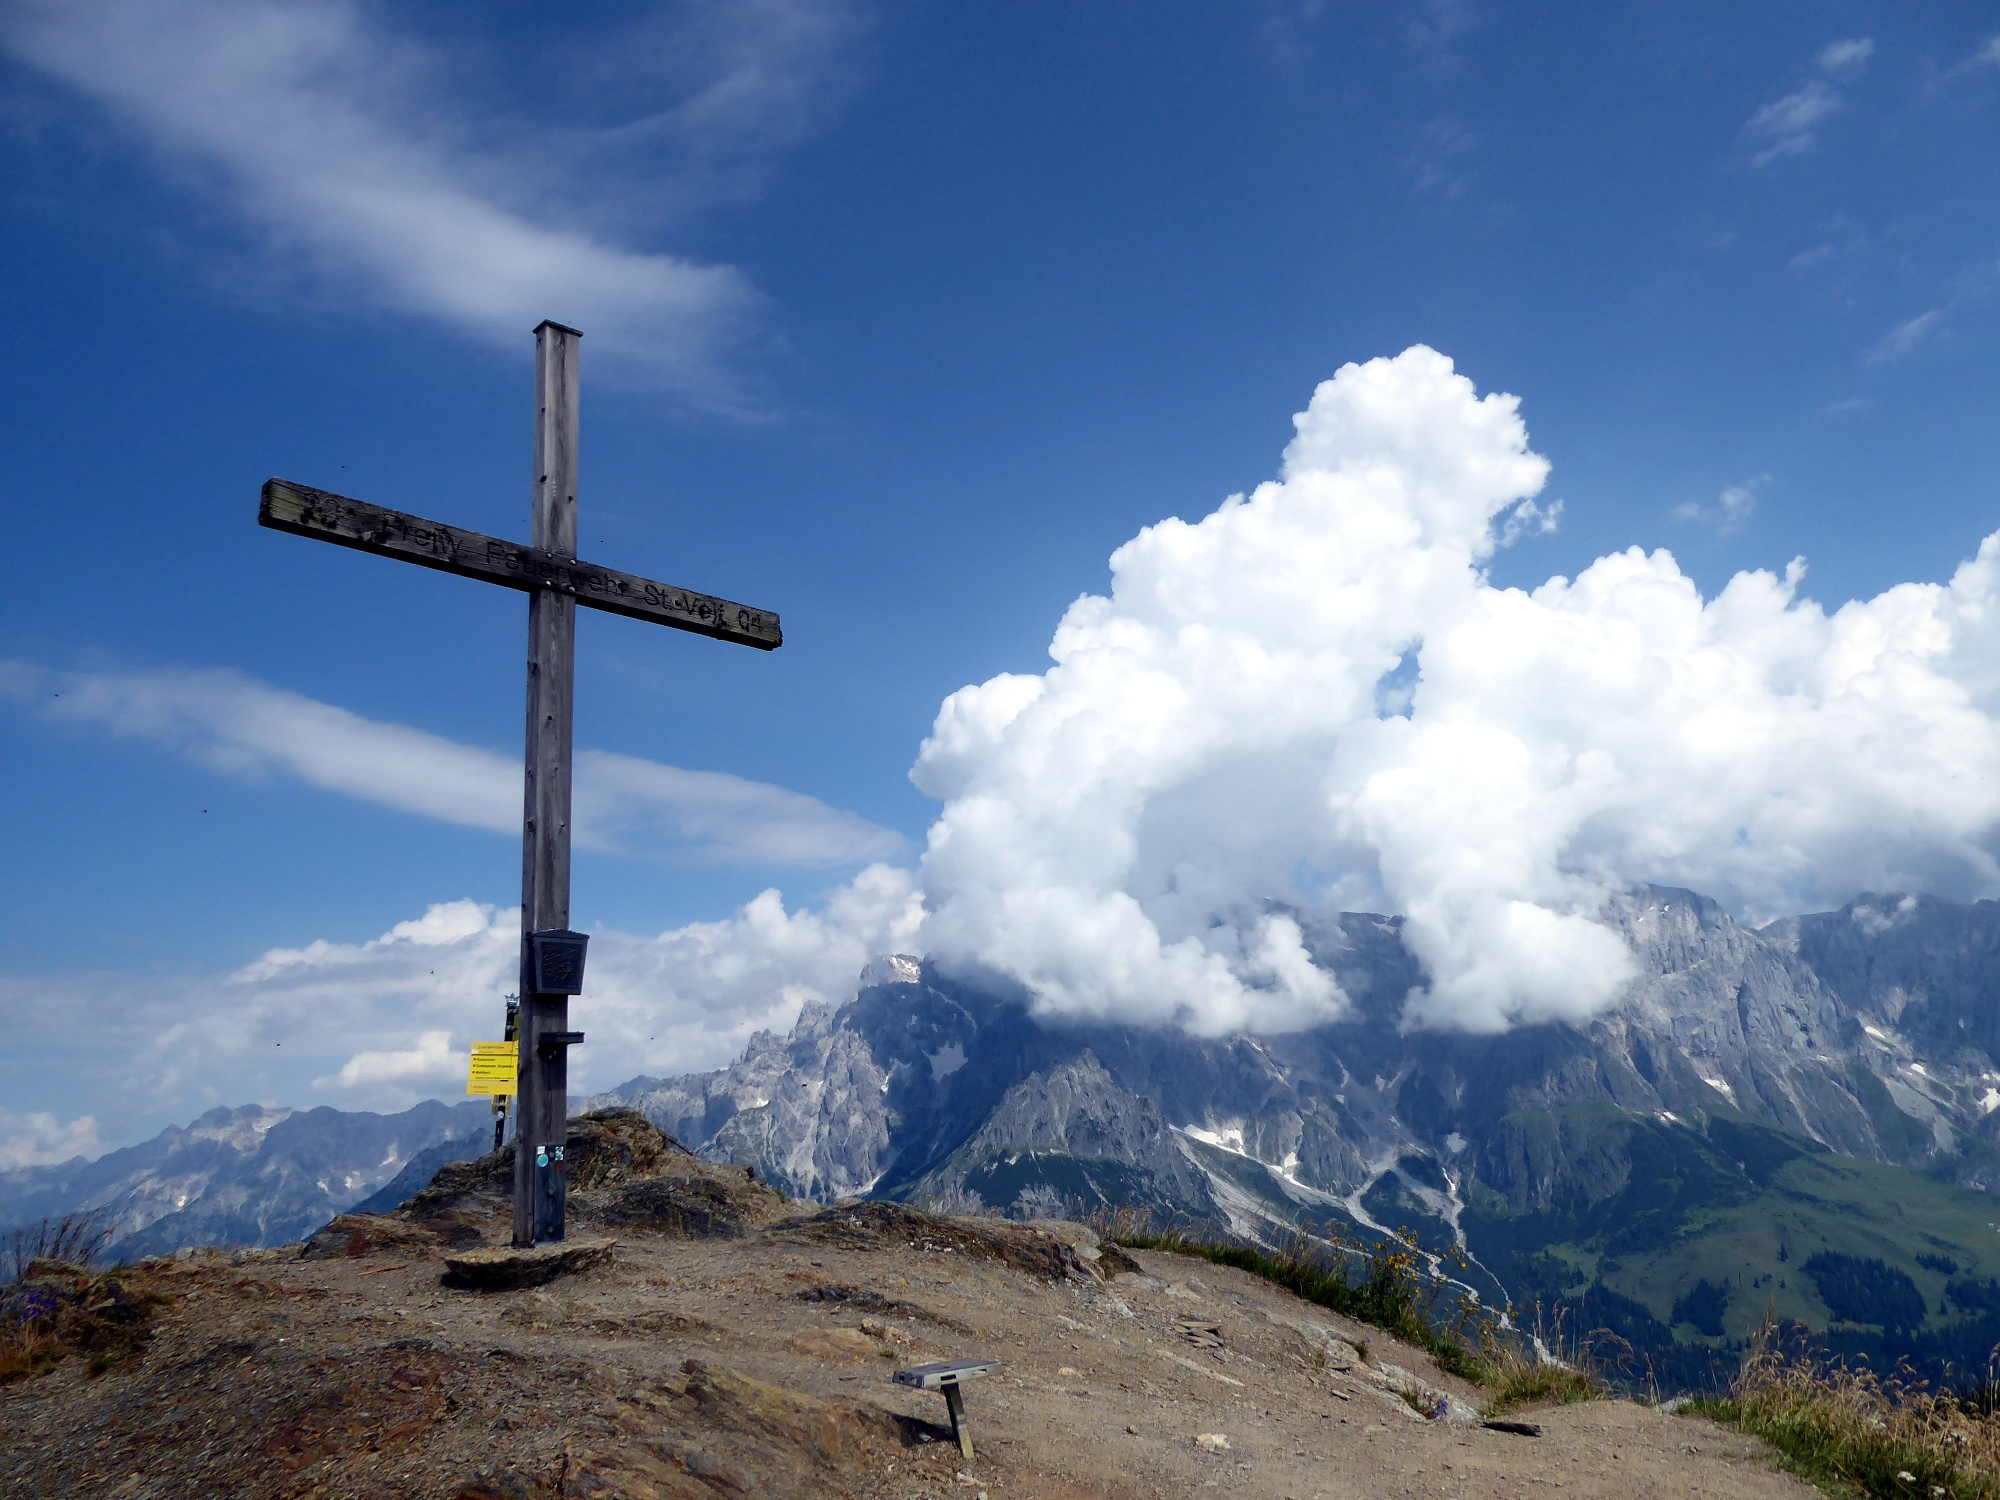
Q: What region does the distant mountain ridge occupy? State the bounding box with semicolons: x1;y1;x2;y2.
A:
13;882;2000;1388
594;886;2000;1208
0;1098;489;1258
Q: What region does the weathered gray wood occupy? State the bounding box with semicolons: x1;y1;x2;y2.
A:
943;1383;972;1461
259;479;782;649
515;320;581;1247
260;318;782;1248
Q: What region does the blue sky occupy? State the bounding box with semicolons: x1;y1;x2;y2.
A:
2;1;1998;1161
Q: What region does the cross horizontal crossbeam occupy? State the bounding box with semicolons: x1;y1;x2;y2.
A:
259;478;781;649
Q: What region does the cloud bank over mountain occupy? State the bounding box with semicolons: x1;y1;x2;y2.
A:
0;865;920;1146
20;346;2000;1155
912;346;2000;1035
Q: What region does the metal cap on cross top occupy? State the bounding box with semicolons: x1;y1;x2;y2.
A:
257;319;781;1247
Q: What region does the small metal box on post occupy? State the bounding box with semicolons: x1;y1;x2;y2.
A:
523;925;588;1236
892;1359;998;1462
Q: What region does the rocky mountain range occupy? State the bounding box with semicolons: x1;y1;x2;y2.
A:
594;888;2000;1210
588;886;2000;1383
11;883;2000;1385
0;1098;489;1259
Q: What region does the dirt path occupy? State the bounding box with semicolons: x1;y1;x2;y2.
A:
0;1235;1822;1500
0;1119;1823;1499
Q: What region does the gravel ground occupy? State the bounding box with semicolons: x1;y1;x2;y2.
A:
0;1132;1823;1500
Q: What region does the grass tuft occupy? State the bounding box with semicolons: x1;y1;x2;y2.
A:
1691;1319;2000;1500
1;1212;168;1384
1481;1304;1613;1413
3;1210;113;1283
1107;1217;1506;1384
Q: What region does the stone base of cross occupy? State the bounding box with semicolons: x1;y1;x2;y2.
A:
260;321;781;1244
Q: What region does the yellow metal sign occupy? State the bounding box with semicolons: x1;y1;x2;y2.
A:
466;1041;518;1095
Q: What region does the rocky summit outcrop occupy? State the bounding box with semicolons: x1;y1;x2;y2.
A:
302;1108;790;1263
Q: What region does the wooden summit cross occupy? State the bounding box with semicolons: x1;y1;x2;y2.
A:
258;321;781;1246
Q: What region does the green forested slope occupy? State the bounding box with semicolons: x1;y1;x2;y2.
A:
1459;1106;2000;1388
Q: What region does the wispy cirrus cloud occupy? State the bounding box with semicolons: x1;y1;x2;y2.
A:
1405;115;1479;198
1945;34;2000;80
1743;80;1841;163
1257;0;1328;68
1868;309;1946;364
1862;259;2000;365
1742;38;1873;164
1817;38;1875;80
0;660;903;866
1403;0;1479;79
0;0;869;406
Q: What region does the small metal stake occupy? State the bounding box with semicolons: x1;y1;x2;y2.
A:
943;1383;973;1462
892;1359;997;1467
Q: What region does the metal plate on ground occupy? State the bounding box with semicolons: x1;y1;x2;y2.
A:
893;1359;998;1390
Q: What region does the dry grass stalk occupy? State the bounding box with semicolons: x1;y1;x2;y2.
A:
1482;1303;1612;1414
1697;1318;2000;1500
1103;1212;1507;1384
3;1210;113;1282
2;1212;168;1383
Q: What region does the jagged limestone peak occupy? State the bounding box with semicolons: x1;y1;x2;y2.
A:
859;954;923;989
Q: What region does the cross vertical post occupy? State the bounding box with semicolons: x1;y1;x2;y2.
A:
256;318;782;1248
514;320;581;1245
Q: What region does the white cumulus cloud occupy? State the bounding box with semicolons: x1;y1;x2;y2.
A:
263;864;919;1107
3;866;920;1124
0;1108;103;1170
321;1029;458;1092
909;346;2000;1035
